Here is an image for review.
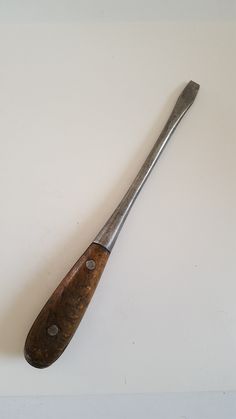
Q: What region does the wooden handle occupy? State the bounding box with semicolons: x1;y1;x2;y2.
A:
24;243;110;368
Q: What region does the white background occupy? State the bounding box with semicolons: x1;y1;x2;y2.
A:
0;0;235;417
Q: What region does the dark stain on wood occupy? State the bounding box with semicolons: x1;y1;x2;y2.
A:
24;243;110;368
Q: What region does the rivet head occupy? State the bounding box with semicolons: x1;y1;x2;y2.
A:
86;259;96;270
47;324;59;336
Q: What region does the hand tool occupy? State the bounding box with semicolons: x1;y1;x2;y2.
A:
24;81;200;368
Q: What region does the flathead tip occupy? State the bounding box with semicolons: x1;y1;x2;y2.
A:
179;80;200;107
189;80;200;91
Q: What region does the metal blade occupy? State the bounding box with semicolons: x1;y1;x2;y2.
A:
94;81;200;251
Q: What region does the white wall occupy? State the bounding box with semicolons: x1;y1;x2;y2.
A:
1;393;236;419
0;0;235;22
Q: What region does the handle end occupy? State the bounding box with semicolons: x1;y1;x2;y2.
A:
24;243;110;368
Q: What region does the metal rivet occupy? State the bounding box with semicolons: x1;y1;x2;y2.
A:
86;259;96;270
47;324;59;336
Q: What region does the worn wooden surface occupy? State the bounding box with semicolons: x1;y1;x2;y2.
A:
24;243;110;368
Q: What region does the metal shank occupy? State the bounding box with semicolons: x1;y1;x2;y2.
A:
94;81;200;251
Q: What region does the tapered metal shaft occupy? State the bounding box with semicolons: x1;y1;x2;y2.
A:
94;81;200;251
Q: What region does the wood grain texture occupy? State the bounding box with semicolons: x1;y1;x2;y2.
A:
24;243;110;368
